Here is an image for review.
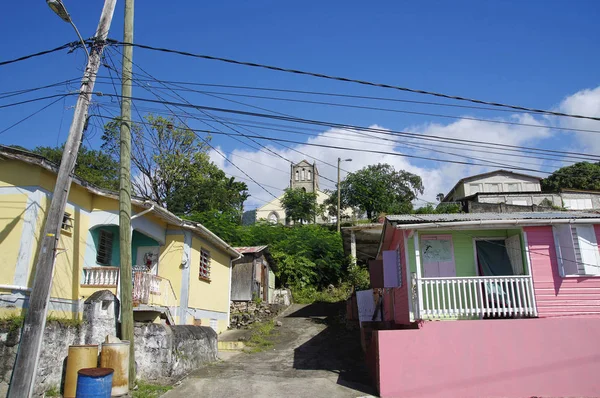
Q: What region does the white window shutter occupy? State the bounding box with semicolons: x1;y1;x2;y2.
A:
505;235;524;275
575;226;600;275
553;225;578;276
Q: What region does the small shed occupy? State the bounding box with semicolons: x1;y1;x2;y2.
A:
231;246;277;303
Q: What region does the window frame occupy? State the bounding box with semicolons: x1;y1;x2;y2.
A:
61;212;73;233
96;229;114;266
199;247;211;281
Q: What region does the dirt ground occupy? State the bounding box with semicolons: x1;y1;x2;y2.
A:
163;303;376;398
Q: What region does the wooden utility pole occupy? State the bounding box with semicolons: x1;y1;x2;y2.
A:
119;0;136;388
8;1;117;396
337;157;341;233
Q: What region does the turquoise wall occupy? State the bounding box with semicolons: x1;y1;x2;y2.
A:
91;227;159;267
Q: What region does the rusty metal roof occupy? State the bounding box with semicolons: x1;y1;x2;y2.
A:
386;212;600;224
234;245;269;254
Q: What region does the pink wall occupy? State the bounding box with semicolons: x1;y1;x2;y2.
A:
393;230;411;325
374;318;600;398
524;225;600;317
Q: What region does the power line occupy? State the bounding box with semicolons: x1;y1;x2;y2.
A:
0;78;80;100
0;95;68;136
128;82;600;135
0;93;77;109
95;101;593;164
0;41;81;67
90;94;600;174
109;40;600;122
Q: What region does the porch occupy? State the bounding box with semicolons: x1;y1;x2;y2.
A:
376;227;539;324
81;227;177;323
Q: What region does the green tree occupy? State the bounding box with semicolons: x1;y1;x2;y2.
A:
280;188;318;224
541;162;600;192
335;163;424;220
414;202;461;214
234;223;347;289
101;114;248;219
32;146;119;190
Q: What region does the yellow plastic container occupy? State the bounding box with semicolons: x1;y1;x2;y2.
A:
63;344;99;398
100;341;130;396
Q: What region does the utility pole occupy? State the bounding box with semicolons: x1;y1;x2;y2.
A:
119;0;136;389
8;1;117;396
337;158;341;233
337;158;352;233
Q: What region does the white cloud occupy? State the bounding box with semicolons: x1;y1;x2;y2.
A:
209;87;600;211
555;86;600;153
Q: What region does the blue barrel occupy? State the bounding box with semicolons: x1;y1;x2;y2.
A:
76;368;114;398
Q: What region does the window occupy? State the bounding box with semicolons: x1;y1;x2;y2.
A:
199;248;211;281
511;200;528;206
487;183;502;193
469;183;482;195
554;225;600;276
96;229;114;265
506;183;520;192
564;198;593;210
420;235;456;277
295;170;299;181
61;212;73;232
301;168;306;181
307;170;311;181
267;212;279;224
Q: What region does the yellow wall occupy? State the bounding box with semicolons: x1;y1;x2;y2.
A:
157;233;185;305
0;193;28;286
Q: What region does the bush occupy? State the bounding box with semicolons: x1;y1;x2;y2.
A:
292;285;353;304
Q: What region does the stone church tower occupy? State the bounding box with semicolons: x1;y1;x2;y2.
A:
290;160;319;193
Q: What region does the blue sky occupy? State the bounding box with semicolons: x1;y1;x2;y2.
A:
1;1;599;207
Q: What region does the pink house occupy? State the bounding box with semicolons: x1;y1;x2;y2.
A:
362;212;600;398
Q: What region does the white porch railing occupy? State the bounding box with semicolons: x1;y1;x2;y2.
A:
413;275;537;319
82;267;119;287
133;272;177;308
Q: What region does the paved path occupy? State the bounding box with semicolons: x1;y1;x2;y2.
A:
163;303;376;398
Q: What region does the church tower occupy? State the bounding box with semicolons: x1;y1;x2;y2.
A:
290;160;319;193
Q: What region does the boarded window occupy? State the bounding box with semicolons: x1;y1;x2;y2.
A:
96;229;114;265
61;212;73;232
511;200;528;206
554;225;600;276
487;183;502;193
506;183;520;192
564;198;593;210
199;248;211;281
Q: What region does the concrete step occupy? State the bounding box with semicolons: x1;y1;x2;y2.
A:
218;341;246;351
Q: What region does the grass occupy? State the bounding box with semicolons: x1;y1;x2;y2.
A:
244;320;278;353
133;380;172;398
0;314;83;332
292;285;352;304
44;385;60;397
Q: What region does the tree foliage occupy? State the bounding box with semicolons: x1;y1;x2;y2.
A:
32;146;119;190
334;163;424;220
541;162;600;192
101;114;248;218
413;202;461;214
234;223;348;289
280;188;318;224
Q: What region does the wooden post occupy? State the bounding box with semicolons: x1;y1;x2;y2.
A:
119;0;136;389
7;1;117;396
413;231;424;320
337;157;341;233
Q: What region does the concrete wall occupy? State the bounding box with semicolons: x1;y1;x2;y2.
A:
134;323;217;382
524;225;600;317
462;173;541;197
372;318;600;398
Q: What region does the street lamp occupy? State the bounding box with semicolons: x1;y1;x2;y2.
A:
337;158;352;233
47;0;90;59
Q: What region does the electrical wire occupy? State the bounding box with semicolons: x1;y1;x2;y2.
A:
0;93;77;109
0;95;69;136
109;40;600;122
0;41;80;67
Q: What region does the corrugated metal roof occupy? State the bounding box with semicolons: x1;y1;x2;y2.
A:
386;212;600;224
234;245;268;254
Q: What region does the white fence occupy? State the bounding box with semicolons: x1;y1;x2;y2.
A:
414;275;537;319
82;267;119;287
133;272;177;308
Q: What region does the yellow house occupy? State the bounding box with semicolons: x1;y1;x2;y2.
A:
0;146;240;333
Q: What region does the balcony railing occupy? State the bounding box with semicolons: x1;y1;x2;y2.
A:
413;275;537;320
133;272;177;308
82;267;119;287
